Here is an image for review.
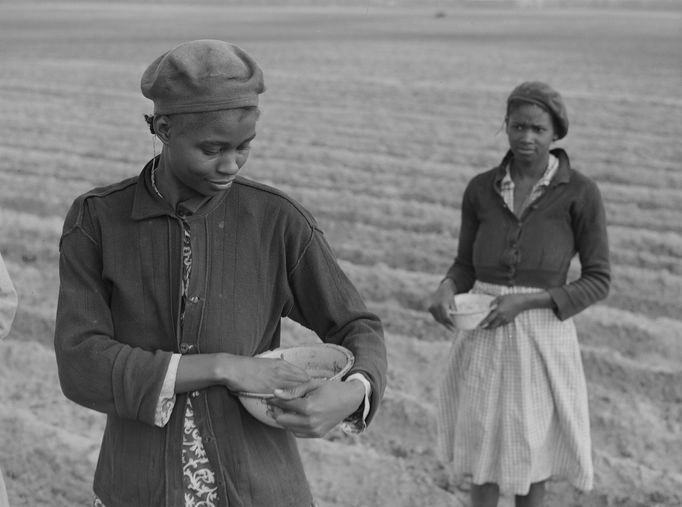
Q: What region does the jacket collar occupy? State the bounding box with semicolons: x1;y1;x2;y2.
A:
131;157;230;221
131;157;174;220
494;148;571;189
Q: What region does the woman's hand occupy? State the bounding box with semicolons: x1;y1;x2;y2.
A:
479;291;554;330
479;294;526;330
222;356;311;394
174;353;311;396
266;378;366;438
427;279;456;331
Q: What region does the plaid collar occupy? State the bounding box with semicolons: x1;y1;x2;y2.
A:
501;153;559;190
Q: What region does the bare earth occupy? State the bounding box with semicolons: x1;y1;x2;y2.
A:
0;3;681;506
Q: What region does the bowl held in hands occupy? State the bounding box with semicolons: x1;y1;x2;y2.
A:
448;293;495;330
237;344;355;428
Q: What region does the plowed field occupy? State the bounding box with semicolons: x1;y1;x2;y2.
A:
1;4;680;506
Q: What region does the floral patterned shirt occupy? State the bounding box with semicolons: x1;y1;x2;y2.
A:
95;176;219;507
94;168;371;506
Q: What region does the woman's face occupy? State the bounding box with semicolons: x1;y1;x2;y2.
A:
505;103;555;163
161;108;258;200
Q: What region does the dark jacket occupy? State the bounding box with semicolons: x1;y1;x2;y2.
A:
445;148;610;320
54;160;387;507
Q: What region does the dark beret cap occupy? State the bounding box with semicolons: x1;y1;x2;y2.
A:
141;39;265;115
507;81;569;139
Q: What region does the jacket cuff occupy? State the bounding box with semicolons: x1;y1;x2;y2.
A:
341;373;371;434
547;286;571;320
153;353;182;427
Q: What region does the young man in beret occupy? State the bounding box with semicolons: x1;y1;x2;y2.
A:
54;40;387;507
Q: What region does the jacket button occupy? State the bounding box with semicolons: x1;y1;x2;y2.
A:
189;296;199;304
180;343;194;354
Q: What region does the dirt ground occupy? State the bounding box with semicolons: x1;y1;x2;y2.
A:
1;3;681;506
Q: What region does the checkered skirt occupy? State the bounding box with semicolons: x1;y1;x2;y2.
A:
437;281;593;495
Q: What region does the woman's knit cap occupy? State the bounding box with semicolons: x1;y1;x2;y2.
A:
141;39;265;115
506;81;569;139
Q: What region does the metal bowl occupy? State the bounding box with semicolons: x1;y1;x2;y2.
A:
237;344;355;428
448;293;495;330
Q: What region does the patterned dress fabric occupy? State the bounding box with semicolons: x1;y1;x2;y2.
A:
437;282;593;494
95;216;219;507
437;154;593;494
182;398;219;506
177;217;220;506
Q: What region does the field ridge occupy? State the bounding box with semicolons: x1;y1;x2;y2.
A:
1;5;681;507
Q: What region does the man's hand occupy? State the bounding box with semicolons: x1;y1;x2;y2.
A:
266;378;366;438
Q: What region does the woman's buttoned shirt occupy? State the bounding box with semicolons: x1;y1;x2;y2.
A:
445;148;610;320
55;159;387;507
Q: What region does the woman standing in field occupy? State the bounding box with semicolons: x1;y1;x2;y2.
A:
427;82;610;506
0;252;18;507
54;40;386;507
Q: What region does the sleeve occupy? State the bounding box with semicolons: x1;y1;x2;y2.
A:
444;181;479;293
341;372;372;434
54;198;173;425
548;178;611;320
0;252;18;340
154;354;182;427
285;227;387;426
